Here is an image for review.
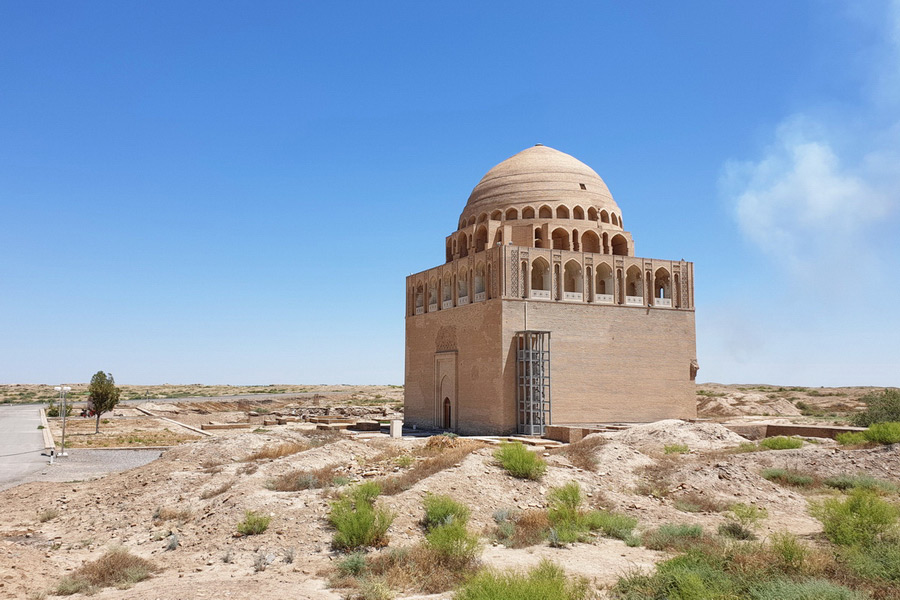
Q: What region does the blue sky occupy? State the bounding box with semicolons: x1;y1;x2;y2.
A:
1;1;898;386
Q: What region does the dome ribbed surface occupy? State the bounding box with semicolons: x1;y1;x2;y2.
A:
463;145;619;217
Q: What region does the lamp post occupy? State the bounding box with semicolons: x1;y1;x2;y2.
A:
53;386;71;457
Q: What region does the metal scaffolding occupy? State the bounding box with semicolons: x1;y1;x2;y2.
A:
515;330;551;435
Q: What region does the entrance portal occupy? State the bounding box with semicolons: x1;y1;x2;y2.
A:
443;397;451;429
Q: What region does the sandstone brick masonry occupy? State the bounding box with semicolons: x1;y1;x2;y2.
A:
405;145;697;435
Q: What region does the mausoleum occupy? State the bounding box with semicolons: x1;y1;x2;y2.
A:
404;145;697;435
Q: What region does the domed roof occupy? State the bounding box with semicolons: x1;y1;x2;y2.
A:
462;145;620;218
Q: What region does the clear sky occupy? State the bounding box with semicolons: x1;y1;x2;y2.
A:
1;1;898;386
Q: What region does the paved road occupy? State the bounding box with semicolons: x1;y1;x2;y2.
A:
0;404;47;489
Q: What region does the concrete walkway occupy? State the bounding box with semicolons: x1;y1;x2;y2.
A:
0;404;47;490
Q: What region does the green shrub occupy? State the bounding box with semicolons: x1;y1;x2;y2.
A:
811;489;899;546
664;443;689;455
851;388;900;427
824;474;898;494
730;503;768;529
642;523;704;551
759;436;804;450
330;483;394;551
495;442;546;480
583;510;638;541
423;493;470;531
762;468;817;488
455;559;589;600
747;578;867;600
840;538;900;582
46;400;73;417
236;510;271;536
835;432;868;446
770;532;810;573
863;422;900;444
425;520;481;562
718;521;755;540
337;552;367;576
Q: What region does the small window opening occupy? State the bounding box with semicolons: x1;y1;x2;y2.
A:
579;183;586;190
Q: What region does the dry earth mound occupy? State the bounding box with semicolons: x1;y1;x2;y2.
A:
600;419;749;451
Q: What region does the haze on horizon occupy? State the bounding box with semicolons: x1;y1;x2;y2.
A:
1;1;898;388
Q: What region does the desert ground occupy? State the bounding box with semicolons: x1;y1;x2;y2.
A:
0;384;897;599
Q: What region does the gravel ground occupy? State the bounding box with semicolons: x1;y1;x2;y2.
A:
0;449;162;491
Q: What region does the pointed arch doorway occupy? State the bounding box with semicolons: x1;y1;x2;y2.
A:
434;352;457;432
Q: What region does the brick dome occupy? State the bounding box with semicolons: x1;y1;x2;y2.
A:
461;145;621;222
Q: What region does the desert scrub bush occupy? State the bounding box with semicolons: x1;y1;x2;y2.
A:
241;441;308;462
664;443;689;455
612;545;865;600
811;489;899;547
862;422;900;444
55;547;156;595
718;503;768;540
199;478;234;499
455;559;590;600
642;523;705;551
152;506;193;524
349;544;478;596
633;457;678;498
425;520;481;564
268;465;339;491
495;441;546;480
37;508;59;523
672;491;727;513
840;537;900;583
330;482;394;551
851;388;900;427
583;510;638;542
762;468;818;488
836;431;869;446
377;439;482;495
492;508;550;548
549;435;606;471
824;474;898;494
544;481;637;545
759;436;804;450
236;510;271;536
422;493;470;530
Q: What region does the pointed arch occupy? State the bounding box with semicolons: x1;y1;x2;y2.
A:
611;213;619;226
600;210;610;224
611;234;628;256
474;225;488;253
596;263;613;302
582;230;601;253
539;205;552;219
588;207;598;221
625;265;643;303
573;206;585;220
505;208;518;220
531;257;551;294
551;227;570;250
458;232;469;258
490;210;502;221
563;260;583;298
556;205;570;219
523;206;535;219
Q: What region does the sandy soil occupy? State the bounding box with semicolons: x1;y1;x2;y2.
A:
3;416;899;600
0;383;404;406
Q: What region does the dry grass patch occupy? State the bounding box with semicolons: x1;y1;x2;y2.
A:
377;438;484;496
241;440;308;462
153;506;193;524
493;508;551;548
673;491;729;513
550;435;606;471
55;547;157;595
634;457;679;498
269;465;340;491
199;478;235;499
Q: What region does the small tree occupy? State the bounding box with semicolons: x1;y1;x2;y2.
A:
87;371;121;433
